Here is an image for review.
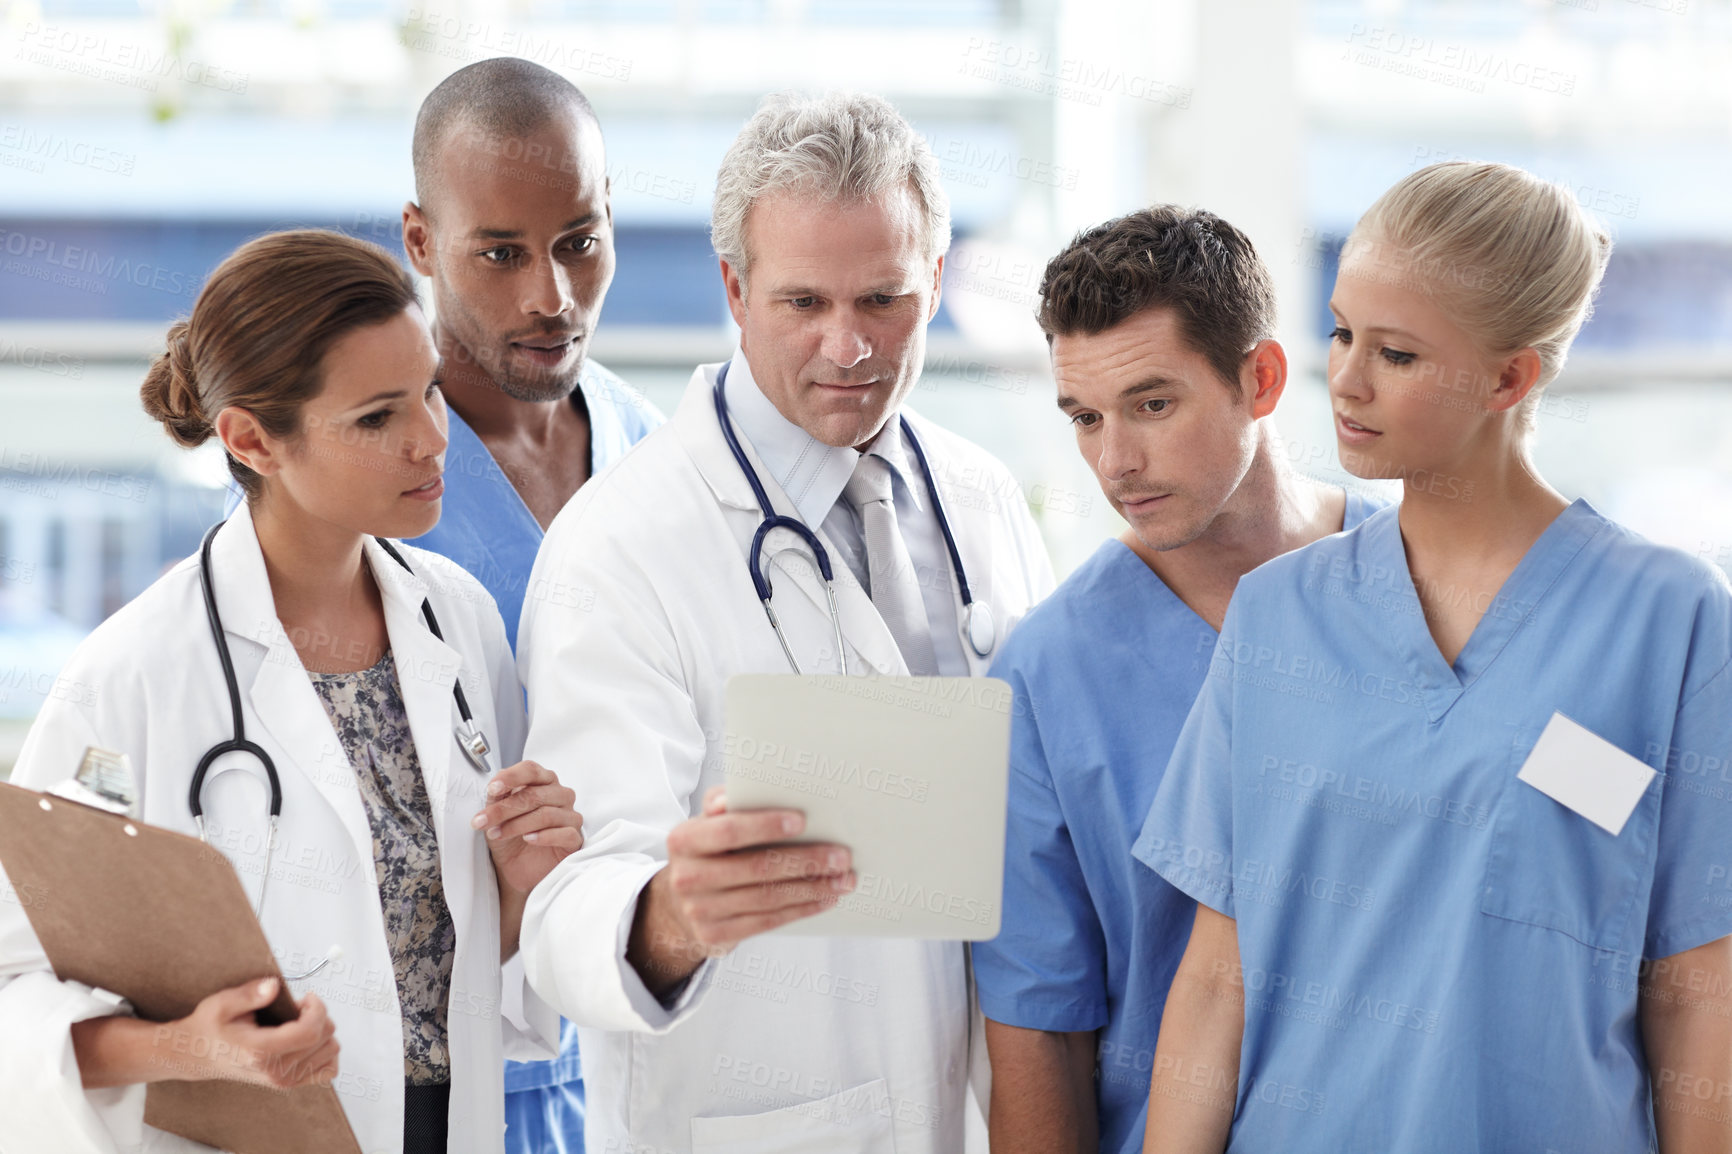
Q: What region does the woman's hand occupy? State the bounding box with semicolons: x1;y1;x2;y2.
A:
471;759;584;897
72;977;339;1091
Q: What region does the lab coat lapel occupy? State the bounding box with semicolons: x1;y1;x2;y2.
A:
676;364;764;515
363;536;462;828
905;411;999;677
210;506;377;872
675;367;906;676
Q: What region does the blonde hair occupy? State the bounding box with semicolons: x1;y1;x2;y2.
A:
1343;161;1611;428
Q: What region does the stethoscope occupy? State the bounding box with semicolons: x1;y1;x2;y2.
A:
712;361;996;675
190;520;494;979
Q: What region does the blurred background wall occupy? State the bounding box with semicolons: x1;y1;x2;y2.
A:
3;0;1731;768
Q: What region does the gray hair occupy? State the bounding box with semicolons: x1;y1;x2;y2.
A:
710;91;951;281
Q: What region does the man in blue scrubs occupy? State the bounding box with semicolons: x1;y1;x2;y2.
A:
973;207;1378;1154
402;58;662;1152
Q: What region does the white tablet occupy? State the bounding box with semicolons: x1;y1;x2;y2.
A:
722;674;1013;940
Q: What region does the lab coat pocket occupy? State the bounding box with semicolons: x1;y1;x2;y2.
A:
1479;724;1662;953
688;1078;897;1154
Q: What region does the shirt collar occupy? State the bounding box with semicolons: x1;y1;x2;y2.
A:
722;347;924;526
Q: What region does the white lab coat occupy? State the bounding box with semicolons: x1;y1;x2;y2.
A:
0;503;558;1154
517;363;1057;1154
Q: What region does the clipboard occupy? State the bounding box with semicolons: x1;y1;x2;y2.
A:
722;674;1013;939
0;780;362;1154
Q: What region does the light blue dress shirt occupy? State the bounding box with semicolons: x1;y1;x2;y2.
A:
974;492;1377;1154
1137;499;1732;1151
721;348;966;675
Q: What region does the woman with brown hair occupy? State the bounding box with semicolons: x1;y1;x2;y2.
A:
0;229;579;1153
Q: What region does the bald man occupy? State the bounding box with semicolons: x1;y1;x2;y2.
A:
402;56;662;1154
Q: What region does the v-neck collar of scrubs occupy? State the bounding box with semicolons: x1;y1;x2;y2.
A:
1376;497;1604;722
403;359;660;656
1109;537;1217;640
1113;486;1384;645
448;385;595;535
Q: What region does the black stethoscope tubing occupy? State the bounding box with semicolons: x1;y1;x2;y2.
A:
711;361;994;668
189;521;485;830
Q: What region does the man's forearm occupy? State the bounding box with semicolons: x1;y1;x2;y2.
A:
985;1020;1098;1154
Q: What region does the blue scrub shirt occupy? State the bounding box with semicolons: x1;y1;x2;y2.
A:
406;360;662;1149
409;361;663;652
974;492;1378;1154
1137;499;1732;1152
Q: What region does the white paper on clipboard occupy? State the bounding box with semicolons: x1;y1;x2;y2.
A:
722;674;1013;940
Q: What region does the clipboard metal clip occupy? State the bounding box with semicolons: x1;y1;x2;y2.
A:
47;747;139;819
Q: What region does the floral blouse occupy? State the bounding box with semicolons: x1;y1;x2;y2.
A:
308;652;455;1087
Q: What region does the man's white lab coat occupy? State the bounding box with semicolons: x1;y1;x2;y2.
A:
517;362;1056;1154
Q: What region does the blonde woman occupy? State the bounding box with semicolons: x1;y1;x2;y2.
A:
1135;163;1732;1152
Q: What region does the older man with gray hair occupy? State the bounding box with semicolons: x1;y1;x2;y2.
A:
515;91;1054;1152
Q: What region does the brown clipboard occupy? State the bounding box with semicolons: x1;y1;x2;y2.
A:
0;781;363;1154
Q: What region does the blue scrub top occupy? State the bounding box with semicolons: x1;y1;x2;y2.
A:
408;359;662;1098
407;359;663;654
1136;499;1732;1152
974;492;1378;1154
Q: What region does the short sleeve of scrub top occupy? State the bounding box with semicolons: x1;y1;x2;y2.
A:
971;539;1224;1154
981;661;1111;1027
1646;638;1732;959
1130;628;1240;919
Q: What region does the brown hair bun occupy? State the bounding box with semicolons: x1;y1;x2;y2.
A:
139;320;211;447
135;230;419;498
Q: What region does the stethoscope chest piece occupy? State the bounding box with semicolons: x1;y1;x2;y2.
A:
963;601;996;659
455;719;492;775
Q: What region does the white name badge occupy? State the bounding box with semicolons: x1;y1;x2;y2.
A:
1516;712;1657;836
